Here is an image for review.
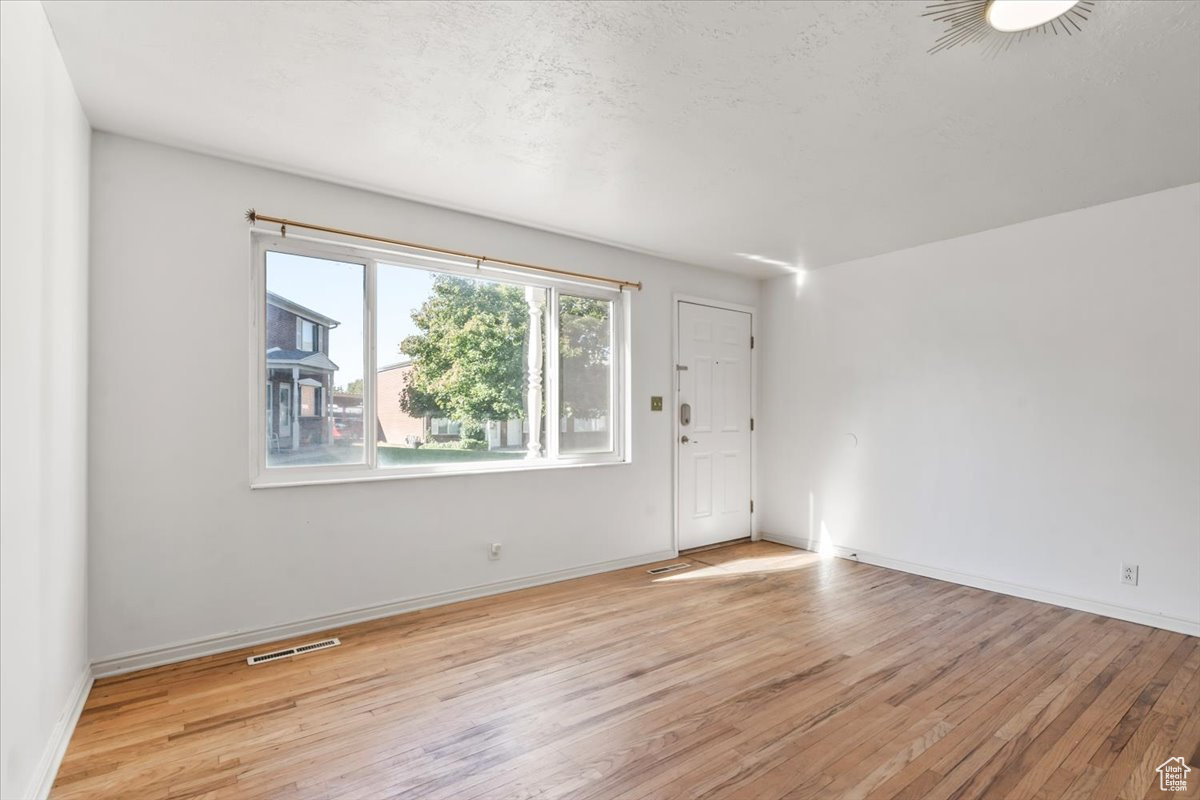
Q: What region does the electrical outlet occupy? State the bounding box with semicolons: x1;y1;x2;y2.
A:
489;543;502;561
1121;563;1138;586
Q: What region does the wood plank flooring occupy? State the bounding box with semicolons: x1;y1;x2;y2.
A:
52;542;1200;799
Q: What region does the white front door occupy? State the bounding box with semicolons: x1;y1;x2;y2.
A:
677;301;752;550
278;384;292;440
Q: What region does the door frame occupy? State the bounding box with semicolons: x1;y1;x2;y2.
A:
672;294;758;554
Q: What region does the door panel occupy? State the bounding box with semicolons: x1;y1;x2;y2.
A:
693;454;713;517
693;357;713;432
718;357;748;432
721;451;741;510
678;302;752;550
278;385;292;438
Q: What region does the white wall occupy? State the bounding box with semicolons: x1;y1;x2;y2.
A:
0;2;92;798
759;184;1200;634
87;133;758;666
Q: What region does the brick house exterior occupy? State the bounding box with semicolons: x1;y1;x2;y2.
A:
376;361;510;447
376;362;427;445
265;292;340;453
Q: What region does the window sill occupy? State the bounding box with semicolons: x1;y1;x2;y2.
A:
250;455;630;490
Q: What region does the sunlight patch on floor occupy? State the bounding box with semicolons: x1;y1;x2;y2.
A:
652;550;821;583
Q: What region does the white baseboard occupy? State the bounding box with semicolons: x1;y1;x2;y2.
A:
761;533;1200;637
93;548;678;678
29;664;93;800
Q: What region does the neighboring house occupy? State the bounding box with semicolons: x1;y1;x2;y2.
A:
375;360;526;449
266;292;339;452
487;418;526;449
376;361;426;445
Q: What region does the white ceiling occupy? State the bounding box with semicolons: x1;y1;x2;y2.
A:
43;0;1200;277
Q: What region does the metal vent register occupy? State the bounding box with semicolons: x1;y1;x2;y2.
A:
647;563;691;575
246;637;341;665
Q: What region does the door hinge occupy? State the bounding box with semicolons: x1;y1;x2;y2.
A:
750;417;755;431
750;499;754;513
750;335;755;349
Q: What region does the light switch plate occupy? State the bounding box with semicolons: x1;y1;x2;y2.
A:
650;396;663;411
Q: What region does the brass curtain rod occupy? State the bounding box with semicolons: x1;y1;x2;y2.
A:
245;210;642;291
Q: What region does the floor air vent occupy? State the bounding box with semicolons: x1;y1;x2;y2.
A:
647;563;691;575
247;637;340;665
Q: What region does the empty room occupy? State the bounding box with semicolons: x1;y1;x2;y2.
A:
2;1;1199;798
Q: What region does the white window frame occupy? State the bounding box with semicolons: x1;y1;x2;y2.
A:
249;230;630;488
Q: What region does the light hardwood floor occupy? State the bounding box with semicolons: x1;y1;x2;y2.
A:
53;542;1200;799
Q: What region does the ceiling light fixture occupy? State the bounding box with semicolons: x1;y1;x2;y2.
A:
925;0;1095;54
986;0;1081;33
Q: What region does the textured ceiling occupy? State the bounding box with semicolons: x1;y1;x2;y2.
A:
42;0;1200;276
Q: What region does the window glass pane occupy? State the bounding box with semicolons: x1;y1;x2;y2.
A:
559;295;614;454
300;321;317;351
300;385;319;417
265;251;364;467
375;263;545;467
430;418;462;436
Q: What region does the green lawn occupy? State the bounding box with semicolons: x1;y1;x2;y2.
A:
377;445;525;466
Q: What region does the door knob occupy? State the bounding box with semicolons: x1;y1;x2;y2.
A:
680;435;689;444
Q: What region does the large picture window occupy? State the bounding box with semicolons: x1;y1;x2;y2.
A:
252;233;627;486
